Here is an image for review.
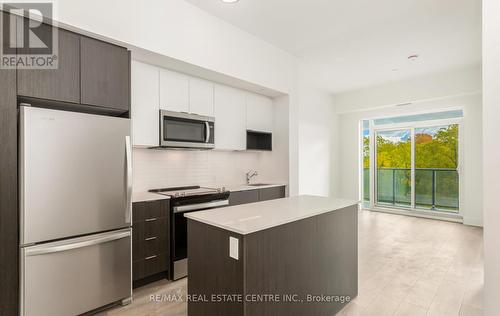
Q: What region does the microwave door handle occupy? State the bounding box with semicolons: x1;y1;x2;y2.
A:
205;121;210;143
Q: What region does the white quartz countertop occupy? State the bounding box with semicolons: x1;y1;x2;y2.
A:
132;183;287;202
184;195;359;235
132;192;170;203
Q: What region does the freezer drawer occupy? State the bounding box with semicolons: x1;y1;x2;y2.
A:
20;106;132;245
21;229;132;316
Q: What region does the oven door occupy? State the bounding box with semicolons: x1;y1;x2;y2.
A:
171;199;228;280
160;110;214;149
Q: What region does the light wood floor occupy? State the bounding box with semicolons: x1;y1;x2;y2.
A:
98;210;483;316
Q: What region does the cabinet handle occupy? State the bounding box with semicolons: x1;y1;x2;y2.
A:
145;237;157;241
145;255;157;260
145;218;157;222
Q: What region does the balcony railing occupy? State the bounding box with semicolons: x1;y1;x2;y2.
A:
363;168;459;212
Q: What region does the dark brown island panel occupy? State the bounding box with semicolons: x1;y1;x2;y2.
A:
187;196;358;316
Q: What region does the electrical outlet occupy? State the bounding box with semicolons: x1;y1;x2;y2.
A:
229;236;239;260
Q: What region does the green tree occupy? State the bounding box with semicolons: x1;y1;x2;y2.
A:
376;136;411;168
375;125;458;169
363;136;370;168
415;125;458;168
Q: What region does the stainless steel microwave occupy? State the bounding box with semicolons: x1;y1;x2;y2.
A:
160;110;215;149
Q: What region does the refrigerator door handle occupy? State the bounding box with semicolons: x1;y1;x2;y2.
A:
125;136;132;224
25;229;131;256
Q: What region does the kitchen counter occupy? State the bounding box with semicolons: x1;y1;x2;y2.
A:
132;183;287;203
186;195;359;316
185;195;358;235
132;192;170;203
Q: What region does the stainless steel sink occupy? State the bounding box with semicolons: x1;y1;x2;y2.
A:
247;183;272;187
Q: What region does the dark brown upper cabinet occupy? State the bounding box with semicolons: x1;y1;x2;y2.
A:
80;36;130;112
17;23;80;103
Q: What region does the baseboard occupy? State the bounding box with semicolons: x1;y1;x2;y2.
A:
463;217;483;227
363;206;464;223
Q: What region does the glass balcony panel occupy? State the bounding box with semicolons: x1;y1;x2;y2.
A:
394;169;411;206
363;168;370;201
415;169;433;208
377;169;394;204
435;170;459;211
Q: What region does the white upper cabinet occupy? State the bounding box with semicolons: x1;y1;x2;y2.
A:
159;69;189;113
246;93;274;132
131;61;160;147
133;64;267;151
189;77;214;117
214;84;246;151
159;69;214;117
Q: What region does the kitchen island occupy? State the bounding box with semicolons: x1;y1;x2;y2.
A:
185;195;359;316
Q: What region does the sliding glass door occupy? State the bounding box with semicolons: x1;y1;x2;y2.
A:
415;124;459;212
371;121;460;213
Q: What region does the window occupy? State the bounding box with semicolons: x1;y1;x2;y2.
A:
361;110;462;214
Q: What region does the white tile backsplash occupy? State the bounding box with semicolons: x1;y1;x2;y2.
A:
133;148;284;192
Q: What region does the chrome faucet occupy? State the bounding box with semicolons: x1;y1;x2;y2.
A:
246;170;258;184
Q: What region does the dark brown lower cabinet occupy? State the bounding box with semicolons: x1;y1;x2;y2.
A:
187;205;358;316
0;13;19;314
258;186;286;201
133;253;169;282
229;189;260;206
229;186;286;206
132;200;170;287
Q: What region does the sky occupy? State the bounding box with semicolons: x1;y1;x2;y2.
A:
363;121;453;140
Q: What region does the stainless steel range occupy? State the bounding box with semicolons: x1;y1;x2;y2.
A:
149;186;230;280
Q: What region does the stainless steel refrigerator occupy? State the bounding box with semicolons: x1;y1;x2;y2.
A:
19;106;133;316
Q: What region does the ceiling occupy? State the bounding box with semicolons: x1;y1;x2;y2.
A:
185;0;482;93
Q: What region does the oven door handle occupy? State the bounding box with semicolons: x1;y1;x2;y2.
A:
205;121;210;143
173;199;229;213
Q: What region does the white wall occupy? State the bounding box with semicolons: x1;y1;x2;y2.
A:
263;95;290;190
333;64;482;113
55;0;298;94
53;0;301;196
297;75;338;197
334;67;483;226
51;0;355;199
483;0;500;313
